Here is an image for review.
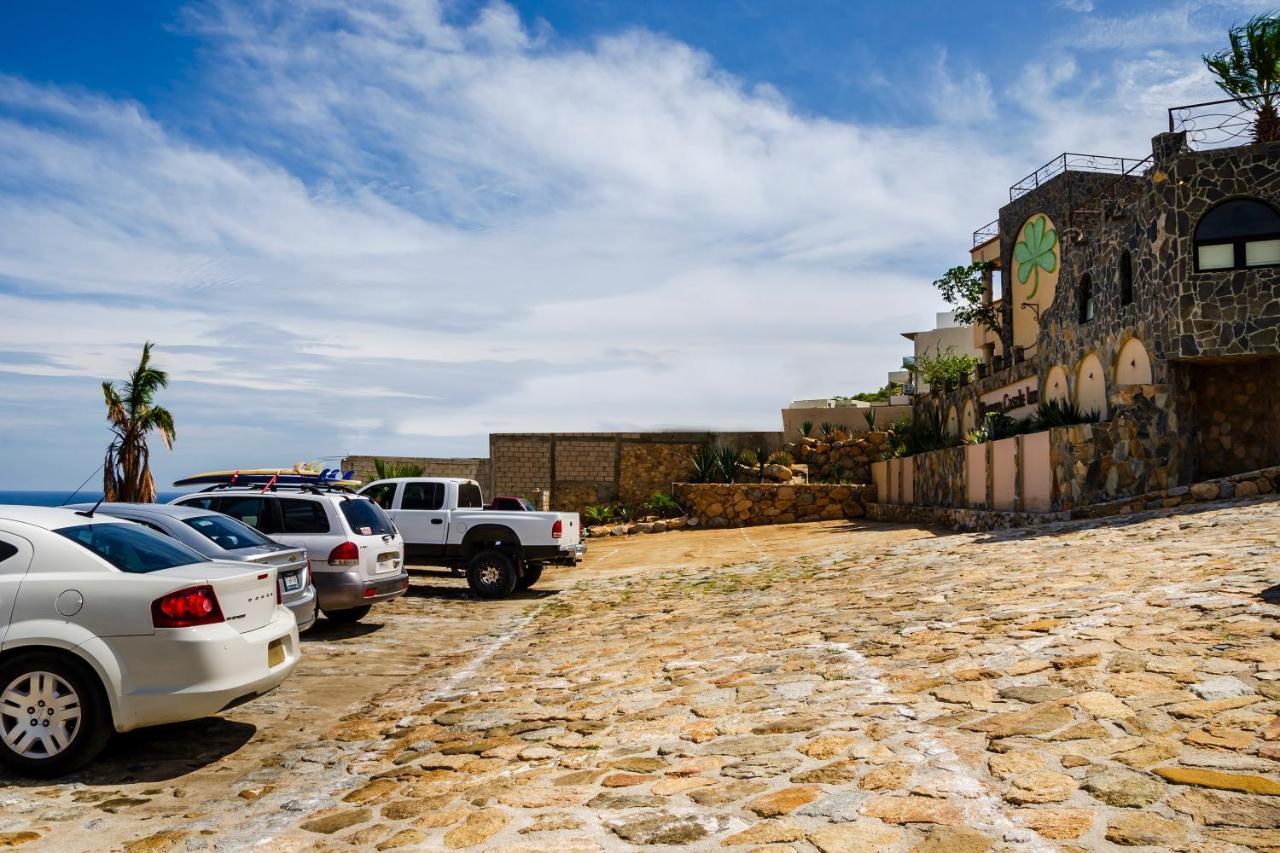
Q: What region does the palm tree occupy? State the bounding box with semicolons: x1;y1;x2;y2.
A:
102;342;176;503
1203;13;1280;143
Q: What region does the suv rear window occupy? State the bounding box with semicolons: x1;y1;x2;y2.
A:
278;499;331;534
458;483;484;509
57;523;208;573
340;499;395;536
403;482;444;510
185;514;273;550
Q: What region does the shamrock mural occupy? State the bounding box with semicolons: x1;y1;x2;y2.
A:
1013;214;1058;299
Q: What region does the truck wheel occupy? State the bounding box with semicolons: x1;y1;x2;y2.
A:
323;605;372;624
516;563;543;591
467;551;518;598
0;652;112;778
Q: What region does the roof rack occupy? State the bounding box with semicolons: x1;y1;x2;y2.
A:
196;482;359;495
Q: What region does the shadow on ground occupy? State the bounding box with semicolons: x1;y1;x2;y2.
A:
0;718;256;788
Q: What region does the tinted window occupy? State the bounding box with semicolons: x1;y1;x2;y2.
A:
185;514;273;550
57;523;208;573
458;483;484;509
180;495;219;512
403;482;444;510
278;499;331;534
339;499;395;536
0;541;17;563
362;482;397;510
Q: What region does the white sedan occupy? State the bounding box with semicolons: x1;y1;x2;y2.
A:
0;505;300;777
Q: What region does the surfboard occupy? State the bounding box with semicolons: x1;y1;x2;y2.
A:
173;467;362;488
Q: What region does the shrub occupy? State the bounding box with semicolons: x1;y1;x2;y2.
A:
767;450;793;466
1033;398;1101;430
373;459;424;479
582;504;613;525
918;350;979;388
642;491;682;518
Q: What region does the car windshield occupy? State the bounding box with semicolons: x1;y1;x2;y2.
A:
184;514;273;550
57;523;208;573
340;499;396;536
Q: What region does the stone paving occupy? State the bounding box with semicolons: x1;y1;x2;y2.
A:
4;500;1280;851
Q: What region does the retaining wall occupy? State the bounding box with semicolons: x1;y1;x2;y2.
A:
672;483;875;528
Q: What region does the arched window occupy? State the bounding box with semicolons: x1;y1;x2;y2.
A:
1119;250;1133;306
1079;274;1094;323
1076;353;1107;419
1194;199;1280;271
1115;338;1153;386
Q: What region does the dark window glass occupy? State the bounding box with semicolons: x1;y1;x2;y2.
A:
185;514;273;550
361;482;397;510
457;483;484;509
278;499;331;534
1119;250;1133;306
56;523;208;573
0;541;17;563
180;496;219;512
1194;199;1280;271
1079;274;1094;323
402;482;444;510
340;499;395;536
213;497;273;532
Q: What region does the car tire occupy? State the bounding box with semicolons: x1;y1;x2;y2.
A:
323;605;372;624
466;550;518;598
515;562;543;591
0;652;112;778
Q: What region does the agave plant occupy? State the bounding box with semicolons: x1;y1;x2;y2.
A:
373;458;425;479
690;444;719;483
1032;398;1097;430
819;422;836;438
767;450;794;466
863;409;878;430
1204;13;1280;143
582;504;614;525
715;446;743;484
799;421;814;437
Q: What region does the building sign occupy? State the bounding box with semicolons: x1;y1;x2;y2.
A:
980;377;1040;418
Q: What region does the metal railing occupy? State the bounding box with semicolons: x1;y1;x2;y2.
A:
1009;153;1148;201
1168;94;1273;150
972;219;999;248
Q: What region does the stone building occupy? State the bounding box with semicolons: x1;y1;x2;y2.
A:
923;106;1280;504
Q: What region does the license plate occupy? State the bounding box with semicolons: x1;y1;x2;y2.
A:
282;572;301;592
267;638;286;668
376;551;400;573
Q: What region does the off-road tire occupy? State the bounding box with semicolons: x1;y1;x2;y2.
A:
323;605;372;625
515;562;543;591
0;651;112;778
467;550;519;599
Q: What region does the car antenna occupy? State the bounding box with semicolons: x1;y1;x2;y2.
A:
76;494;106;518
60;464;104;506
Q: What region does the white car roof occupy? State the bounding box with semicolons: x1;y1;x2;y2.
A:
0;505;129;531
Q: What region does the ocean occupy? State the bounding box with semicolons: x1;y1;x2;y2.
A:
0;490;190;507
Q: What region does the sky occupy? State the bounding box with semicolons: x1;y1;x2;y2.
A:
0;0;1270;488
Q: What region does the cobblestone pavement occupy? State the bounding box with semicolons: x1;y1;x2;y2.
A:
3;501;1280;851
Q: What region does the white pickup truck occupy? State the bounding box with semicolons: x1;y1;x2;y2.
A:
358;478;584;598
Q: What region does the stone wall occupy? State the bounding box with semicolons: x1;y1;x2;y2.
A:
490;431;783;515
789;431;892;483
341;455;491;493
1182;357;1280;478
910;445;968;508
672;483;875;528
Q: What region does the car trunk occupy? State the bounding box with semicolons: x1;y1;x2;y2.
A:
243;547;309;596
158;562;279;634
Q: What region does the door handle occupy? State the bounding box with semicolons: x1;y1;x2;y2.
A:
431;518;443;524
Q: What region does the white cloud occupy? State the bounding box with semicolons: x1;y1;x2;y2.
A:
0;0;1236;487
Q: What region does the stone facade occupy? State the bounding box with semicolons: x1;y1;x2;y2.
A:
1182;358;1280;477
672;483;875;528
788;431;892;482
340;455;491;493
490;431;783;514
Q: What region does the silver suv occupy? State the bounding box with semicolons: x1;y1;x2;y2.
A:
172;485;407;624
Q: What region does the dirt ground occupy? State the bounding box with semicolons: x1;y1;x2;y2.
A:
1;507;1277;851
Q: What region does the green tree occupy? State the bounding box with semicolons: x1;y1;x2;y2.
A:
102;342;176;503
931;261;1000;334
1204;13;1280;143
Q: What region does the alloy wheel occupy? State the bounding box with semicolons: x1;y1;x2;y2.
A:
478;561;502;586
0;671;81;759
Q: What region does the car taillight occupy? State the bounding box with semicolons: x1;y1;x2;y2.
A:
304;558;311;587
152;585;224;628
328;541;360;566
551;519;563;539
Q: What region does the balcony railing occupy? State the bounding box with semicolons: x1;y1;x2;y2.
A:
1168;94;1274;150
972;219;999;248
1009;153;1147;201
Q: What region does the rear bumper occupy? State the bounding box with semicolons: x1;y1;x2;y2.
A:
91;613;301;732
313;568;409;612
524;542;585;566
285;583;318;632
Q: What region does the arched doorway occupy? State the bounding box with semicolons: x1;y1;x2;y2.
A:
1044;365;1069;403
1076;353;1107;418
1115;338;1153;385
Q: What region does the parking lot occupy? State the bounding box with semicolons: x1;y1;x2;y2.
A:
2;501;1278;851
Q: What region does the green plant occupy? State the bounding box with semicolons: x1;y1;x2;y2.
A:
373;458;425;479
863;408;878;430
819;422;835;438
642;491;682;518
1204;13;1280;143
917;349;979;388
715;446;743;483
1032;398;1101;430
582;504;614;525
1013;215;1058;299
890;409;958;456
691;444;719;483
102;341;176;503
799;420;814;437
834;383;900;404
767;450;793;466
932;261;1001;334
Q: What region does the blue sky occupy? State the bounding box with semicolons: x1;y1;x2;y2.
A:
0;0;1269;488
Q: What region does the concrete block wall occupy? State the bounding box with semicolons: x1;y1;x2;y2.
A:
340;455;491;494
